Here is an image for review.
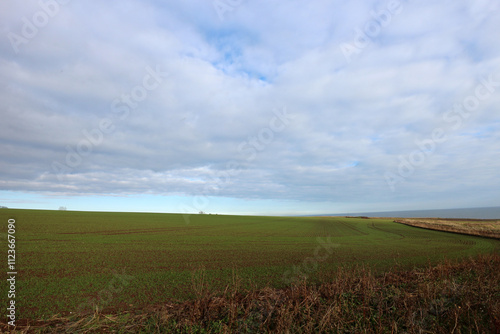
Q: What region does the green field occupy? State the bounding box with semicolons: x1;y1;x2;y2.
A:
1;209;498;321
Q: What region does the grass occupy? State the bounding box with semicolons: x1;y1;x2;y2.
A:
3;253;499;333
395;218;500;239
0;209;498;330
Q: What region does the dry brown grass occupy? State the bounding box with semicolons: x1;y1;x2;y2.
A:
2;253;499;333
395;218;500;239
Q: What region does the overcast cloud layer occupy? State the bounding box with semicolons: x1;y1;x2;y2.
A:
1;0;499;214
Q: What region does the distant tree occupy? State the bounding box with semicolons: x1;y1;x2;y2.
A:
0;206;7;209
59;206;67;211
199;211;205;215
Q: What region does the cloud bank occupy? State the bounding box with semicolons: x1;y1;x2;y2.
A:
1;0;499;213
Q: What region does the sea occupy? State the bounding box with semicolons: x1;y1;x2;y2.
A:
324;206;500;219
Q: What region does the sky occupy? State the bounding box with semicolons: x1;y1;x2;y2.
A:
0;0;499;216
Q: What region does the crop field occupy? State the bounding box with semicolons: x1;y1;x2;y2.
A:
1;209;499;322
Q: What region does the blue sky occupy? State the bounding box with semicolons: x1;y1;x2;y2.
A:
1;0;499;215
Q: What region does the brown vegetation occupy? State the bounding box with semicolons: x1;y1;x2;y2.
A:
395;218;500;239
3;253;499;333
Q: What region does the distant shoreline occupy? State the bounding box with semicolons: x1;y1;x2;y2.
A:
308;206;500;220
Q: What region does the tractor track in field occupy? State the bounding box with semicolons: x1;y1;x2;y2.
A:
57;223;244;236
369;222;405;239
336;219;369;236
58;227;194;235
